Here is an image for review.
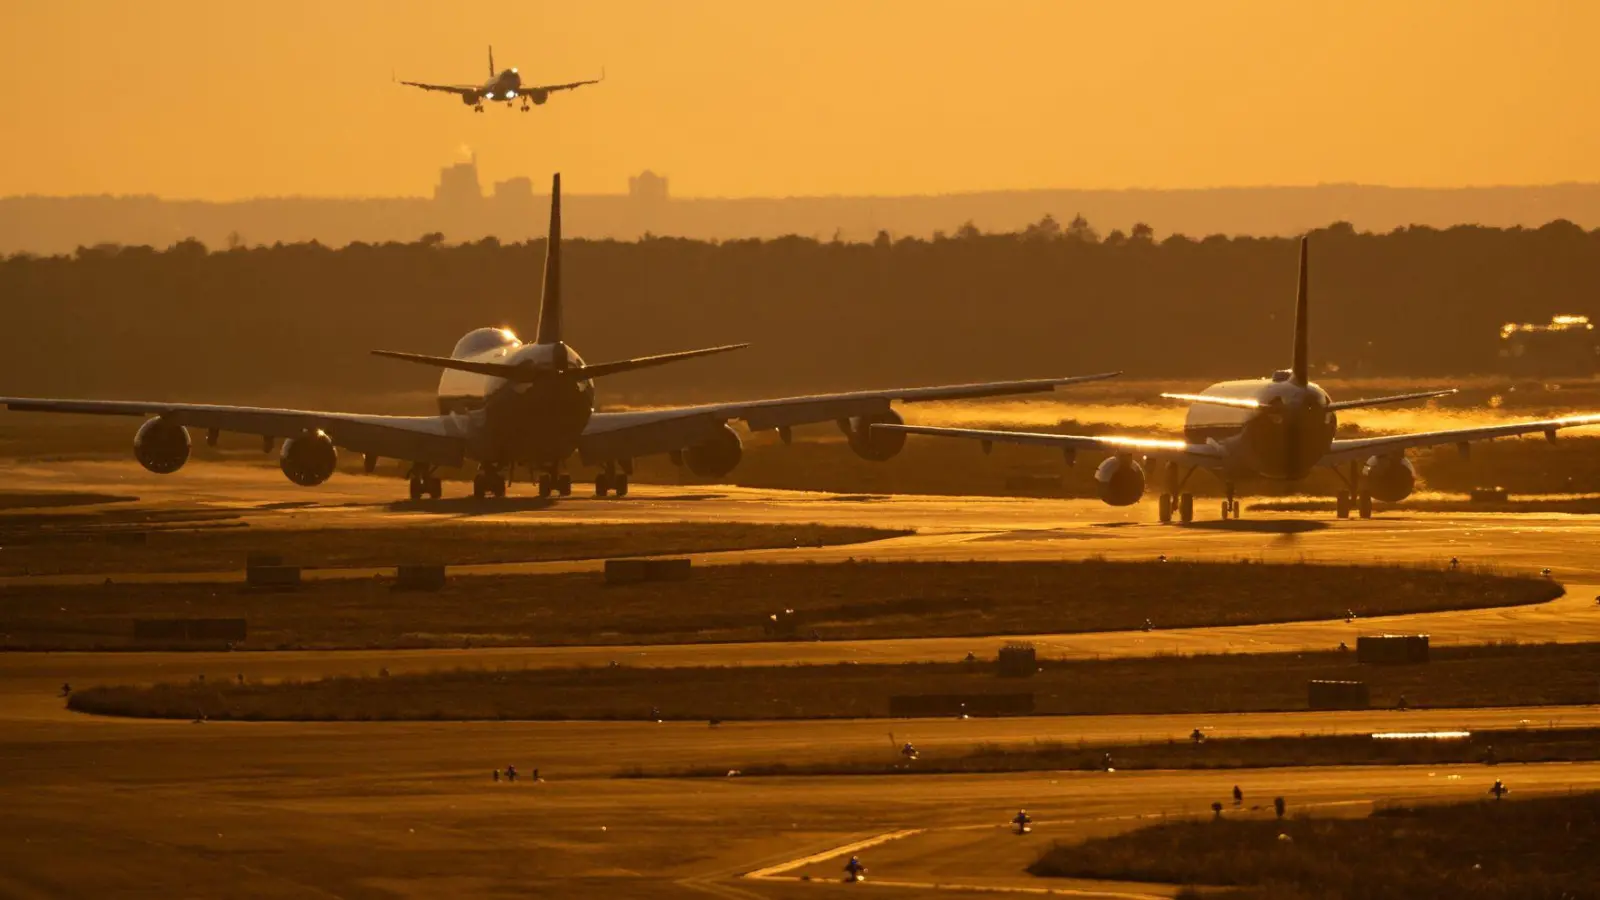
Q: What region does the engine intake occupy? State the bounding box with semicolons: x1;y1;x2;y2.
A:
1363;455;1416;503
528;89;549;105
682;423;743;478
280;430;338;487
1094;455;1146;506
134;418;191;474
841;410;907;461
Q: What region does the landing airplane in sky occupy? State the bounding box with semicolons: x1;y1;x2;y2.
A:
1;175;1117;502
875;237;1600;522
399;45;601;113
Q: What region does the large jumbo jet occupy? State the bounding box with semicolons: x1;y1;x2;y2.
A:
1;175;1117;502
399;46;601;113
875;237;1600;522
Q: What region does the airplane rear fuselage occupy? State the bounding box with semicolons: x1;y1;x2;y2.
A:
436;330;594;466
1183;375;1335;480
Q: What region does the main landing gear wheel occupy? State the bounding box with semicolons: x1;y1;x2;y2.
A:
538;473;573;499
1359;492;1374;519
1178;492;1194;524
472;470;507;500
595;472;631;498
1336;492;1351;519
1158;493;1174;524
408;475;442;501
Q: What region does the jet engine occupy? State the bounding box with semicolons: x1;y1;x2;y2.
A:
280;430;338;487
841;410;907;461
1362;455;1416;503
1094;455;1146;506
133;417;191;474
527;89;549;105
461;92;479;106
681;423;743;478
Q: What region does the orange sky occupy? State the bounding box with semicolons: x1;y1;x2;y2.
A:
1;0;1596;199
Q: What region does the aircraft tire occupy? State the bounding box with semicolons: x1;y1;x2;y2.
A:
1179;493;1194;524
1358;493;1373;519
1336;492;1351;518
1158;493;1173;524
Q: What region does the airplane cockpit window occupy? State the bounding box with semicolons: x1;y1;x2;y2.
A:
451;327;520;359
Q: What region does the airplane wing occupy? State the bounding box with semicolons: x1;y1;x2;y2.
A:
575;373;1120;463
1318;413;1600;465
866;424;1228;465
0;397;469;467
532;77;601;93
399;81;479;96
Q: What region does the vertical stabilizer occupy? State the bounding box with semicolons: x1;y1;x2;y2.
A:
535;173;563;345
488;45;495;77
1290;236;1309;386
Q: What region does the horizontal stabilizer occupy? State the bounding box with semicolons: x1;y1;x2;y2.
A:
370;349;540;381
371;342;749;382
1326;388;1457;412
1160;392;1262;410
572;343;750;379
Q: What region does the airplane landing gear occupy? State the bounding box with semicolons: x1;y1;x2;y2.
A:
472;465;508;500
594;460;634;498
1157;492;1194;524
1221;484;1240;520
1333;462;1374;519
537;470;573;499
407;464;443;501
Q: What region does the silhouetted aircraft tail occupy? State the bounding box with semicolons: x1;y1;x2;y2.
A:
535;173;562;345
1290;236;1309;387
488;45;495;78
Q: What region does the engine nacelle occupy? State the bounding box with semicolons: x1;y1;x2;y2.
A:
280;430;338;487
840;409;907;461
133;417;190;474
1094;455;1146;506
682;423;743;478
461;91;479;106
528;89;549;105
1362;454;1416;503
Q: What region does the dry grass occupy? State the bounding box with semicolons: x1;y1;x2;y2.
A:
1031;792;1600;900
66;640;1600;722
633;727;1600;778
1;559;1555;650
0;519;896;578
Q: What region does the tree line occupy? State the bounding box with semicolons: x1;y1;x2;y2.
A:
1;219;1596;405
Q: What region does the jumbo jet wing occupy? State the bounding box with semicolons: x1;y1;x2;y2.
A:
575;373;1120;464
0;397;469;466
399;81;480;96
864;423;1228;465
1318;413;1600;465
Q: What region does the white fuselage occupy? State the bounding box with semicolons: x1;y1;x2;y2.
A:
1183;374;1336;480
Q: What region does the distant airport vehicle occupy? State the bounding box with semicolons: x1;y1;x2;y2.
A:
1;175;1116;501
399;45;601;113
874;237;1600;522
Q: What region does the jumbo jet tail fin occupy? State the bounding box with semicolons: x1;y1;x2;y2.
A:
1290;236;1309;386
535;173;562;345
488;45;496;77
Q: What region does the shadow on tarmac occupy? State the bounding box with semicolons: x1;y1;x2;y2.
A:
1184;519;1329;534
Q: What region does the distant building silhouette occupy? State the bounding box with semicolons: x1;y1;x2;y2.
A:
1499;315;1598;376
629;170;669;204
492;176;533;203
435;155;483;206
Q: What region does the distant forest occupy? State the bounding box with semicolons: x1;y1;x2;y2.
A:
1;219;1596;405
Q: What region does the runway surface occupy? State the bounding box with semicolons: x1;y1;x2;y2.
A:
5;458;1600;897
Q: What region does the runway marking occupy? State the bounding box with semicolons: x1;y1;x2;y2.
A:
744;829;924;878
